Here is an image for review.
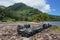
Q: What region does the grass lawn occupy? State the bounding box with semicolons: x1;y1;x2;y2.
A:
50;26;60;33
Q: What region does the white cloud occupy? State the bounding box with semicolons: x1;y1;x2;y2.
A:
0;0;14;6
41;4;51;12
0;0;51;12
13;0;51;12
52;9;56;11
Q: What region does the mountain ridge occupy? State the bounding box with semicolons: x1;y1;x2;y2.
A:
0;3;60;22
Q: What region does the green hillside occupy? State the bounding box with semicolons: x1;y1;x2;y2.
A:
0;3;60;22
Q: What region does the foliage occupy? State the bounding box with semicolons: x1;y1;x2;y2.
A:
2;17;15;22
0;3;60;22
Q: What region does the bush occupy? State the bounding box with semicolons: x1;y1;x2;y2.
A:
2;17;15;22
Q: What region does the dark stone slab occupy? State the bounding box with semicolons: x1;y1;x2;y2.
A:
17;24;51;38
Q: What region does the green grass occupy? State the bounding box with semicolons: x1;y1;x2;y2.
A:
50;26;60;33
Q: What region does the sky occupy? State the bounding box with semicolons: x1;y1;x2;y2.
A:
0;0;60;16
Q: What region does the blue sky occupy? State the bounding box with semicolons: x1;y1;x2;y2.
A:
47;0;60;16
0;0;60;16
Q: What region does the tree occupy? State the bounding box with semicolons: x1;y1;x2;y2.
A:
43;13;49;21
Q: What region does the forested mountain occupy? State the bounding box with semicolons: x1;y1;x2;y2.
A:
0;3;60;22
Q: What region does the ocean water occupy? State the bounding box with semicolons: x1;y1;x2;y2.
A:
43;21;60;26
